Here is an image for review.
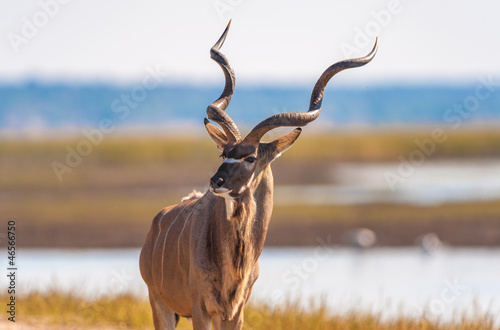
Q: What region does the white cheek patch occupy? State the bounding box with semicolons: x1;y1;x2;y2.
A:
238;186;247;194
238;172;255;194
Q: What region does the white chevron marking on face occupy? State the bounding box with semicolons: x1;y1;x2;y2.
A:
223;158;244;164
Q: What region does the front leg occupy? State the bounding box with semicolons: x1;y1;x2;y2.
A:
192;303;211;330
148;289;179;330
211;306;244;330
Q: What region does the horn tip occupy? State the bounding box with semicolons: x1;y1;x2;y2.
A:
371;37;379;54
212;20;232;51
222;20;232;38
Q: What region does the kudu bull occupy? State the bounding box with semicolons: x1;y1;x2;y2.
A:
140;22;377;329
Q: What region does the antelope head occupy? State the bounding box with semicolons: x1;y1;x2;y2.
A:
205;21;378;200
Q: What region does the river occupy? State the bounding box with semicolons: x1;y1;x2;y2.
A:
275;160;500;206
9;247;500;323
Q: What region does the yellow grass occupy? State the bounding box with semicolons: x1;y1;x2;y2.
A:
3;128;500;190
3;129;500;247
1;291;495;330
272;201;500;224
4;188;500;227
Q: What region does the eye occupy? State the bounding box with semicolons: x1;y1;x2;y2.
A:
245;156;256;164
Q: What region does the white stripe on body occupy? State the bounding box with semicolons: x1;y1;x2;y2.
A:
157;199;197;291
176;197;202;264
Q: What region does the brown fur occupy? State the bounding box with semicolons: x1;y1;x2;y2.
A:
139;21;376;329
140;131;301;329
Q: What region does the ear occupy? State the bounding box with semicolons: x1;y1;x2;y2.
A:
204;118;228;152
267;128;302;161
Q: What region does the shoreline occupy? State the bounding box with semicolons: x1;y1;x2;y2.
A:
3;133;500;249
12;213;500;249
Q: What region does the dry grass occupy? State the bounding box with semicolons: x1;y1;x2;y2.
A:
1;291;496;330
3;128;500;190
15;291;153;329
3;129;500;247
272;201;500;224
5;187;500;227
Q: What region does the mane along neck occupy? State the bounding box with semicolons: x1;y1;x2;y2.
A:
228;192;256;280
208;166;273;318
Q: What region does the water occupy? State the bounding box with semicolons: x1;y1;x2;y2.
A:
275;160;500;206
1;83;500;134
8;247;500;322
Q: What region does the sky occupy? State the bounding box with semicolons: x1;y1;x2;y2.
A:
0;0;499;86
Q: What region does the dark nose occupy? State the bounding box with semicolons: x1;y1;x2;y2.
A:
210;176;225;189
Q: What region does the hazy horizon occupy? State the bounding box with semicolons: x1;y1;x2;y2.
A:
1;83;499;139
1;0;500;86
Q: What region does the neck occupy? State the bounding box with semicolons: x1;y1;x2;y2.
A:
207;166;273;318
208;165;273;285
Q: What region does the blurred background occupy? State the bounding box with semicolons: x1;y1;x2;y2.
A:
1;0;500;328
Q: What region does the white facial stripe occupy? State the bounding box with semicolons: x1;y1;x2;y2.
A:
224;158;243;164
223;154;257;164
214;154;258;199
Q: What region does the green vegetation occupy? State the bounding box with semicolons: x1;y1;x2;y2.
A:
5;191;500;227
273;201;500;224
287;129;500;162
2;128;500;247
3;128;500;190
1;291;495;329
